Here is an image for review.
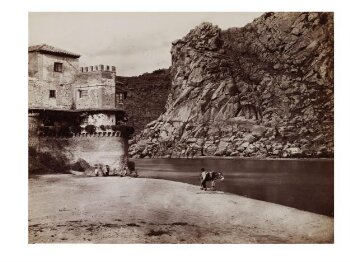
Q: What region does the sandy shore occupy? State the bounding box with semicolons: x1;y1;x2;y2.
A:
28;174;333;243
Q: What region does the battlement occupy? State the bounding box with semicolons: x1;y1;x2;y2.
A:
80;65;116;73
28;131;125;149
35;131;124;138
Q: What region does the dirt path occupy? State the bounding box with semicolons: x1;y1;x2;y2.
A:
28;174;333;243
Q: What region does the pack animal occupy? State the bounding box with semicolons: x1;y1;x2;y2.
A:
200;171;224;191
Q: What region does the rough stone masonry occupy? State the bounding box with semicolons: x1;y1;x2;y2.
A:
28;44;134;174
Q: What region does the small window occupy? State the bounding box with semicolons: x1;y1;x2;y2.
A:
82;118;88;125
49;90;56;98
79;90;88;98
116;93;124;104
54;62;63;72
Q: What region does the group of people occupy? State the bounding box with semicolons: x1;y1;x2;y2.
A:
94;165;128;177
93;165;219;185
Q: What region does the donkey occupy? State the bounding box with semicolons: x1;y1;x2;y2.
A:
200;171;224;191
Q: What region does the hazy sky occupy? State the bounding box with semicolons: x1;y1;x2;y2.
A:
29;12;262;76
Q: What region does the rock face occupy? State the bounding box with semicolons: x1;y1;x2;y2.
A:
130;12;334;158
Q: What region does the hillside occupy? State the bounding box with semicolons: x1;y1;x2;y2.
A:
116;69;171;134
129;12;334;158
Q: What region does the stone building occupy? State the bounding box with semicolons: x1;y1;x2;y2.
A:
28;44;133;174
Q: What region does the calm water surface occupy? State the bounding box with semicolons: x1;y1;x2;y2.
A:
133;158;334;217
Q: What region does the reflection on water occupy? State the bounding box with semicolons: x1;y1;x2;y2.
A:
133;158;334;217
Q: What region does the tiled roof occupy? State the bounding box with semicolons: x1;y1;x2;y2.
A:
28;44;80;58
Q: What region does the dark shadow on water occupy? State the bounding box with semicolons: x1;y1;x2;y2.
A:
134;158;334;217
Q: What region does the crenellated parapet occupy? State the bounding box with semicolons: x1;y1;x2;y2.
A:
80;65;116;73
36;126;134;138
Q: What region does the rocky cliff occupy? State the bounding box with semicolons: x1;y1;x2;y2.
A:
129;12;334;158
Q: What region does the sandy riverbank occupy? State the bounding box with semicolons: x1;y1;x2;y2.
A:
28;174;333;243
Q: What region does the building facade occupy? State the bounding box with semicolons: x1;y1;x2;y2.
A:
28;44;133;175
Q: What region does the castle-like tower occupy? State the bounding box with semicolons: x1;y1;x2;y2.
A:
28;44;134;175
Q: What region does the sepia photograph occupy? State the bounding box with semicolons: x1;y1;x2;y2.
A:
27;12;334;244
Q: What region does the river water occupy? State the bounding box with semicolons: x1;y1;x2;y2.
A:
133;158;334;217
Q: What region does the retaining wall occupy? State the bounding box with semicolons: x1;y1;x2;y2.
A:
29;135;128;175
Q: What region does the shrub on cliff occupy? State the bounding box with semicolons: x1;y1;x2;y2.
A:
85;125;96;134
124;126;135;136
118;125;135;137
110;125;134;137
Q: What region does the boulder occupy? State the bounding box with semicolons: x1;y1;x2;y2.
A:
252;125;267;137
214;141;229;156
243;134;257;143
284;147;303;157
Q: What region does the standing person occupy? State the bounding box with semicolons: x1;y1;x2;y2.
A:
200;168;208;190
121;167;127;177
102;165;110;176
94;165;99;176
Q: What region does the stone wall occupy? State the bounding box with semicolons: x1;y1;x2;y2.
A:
28;52;39;78
73;71;115;87
42;53;79;84
28;78;73;109
74;87;103;109
28;52;79;83
28;52;79;110
102;85;116;108
28;111;132;174
28;113;40;148
29;136;128;175
73;71;117;109
29;53;119;111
